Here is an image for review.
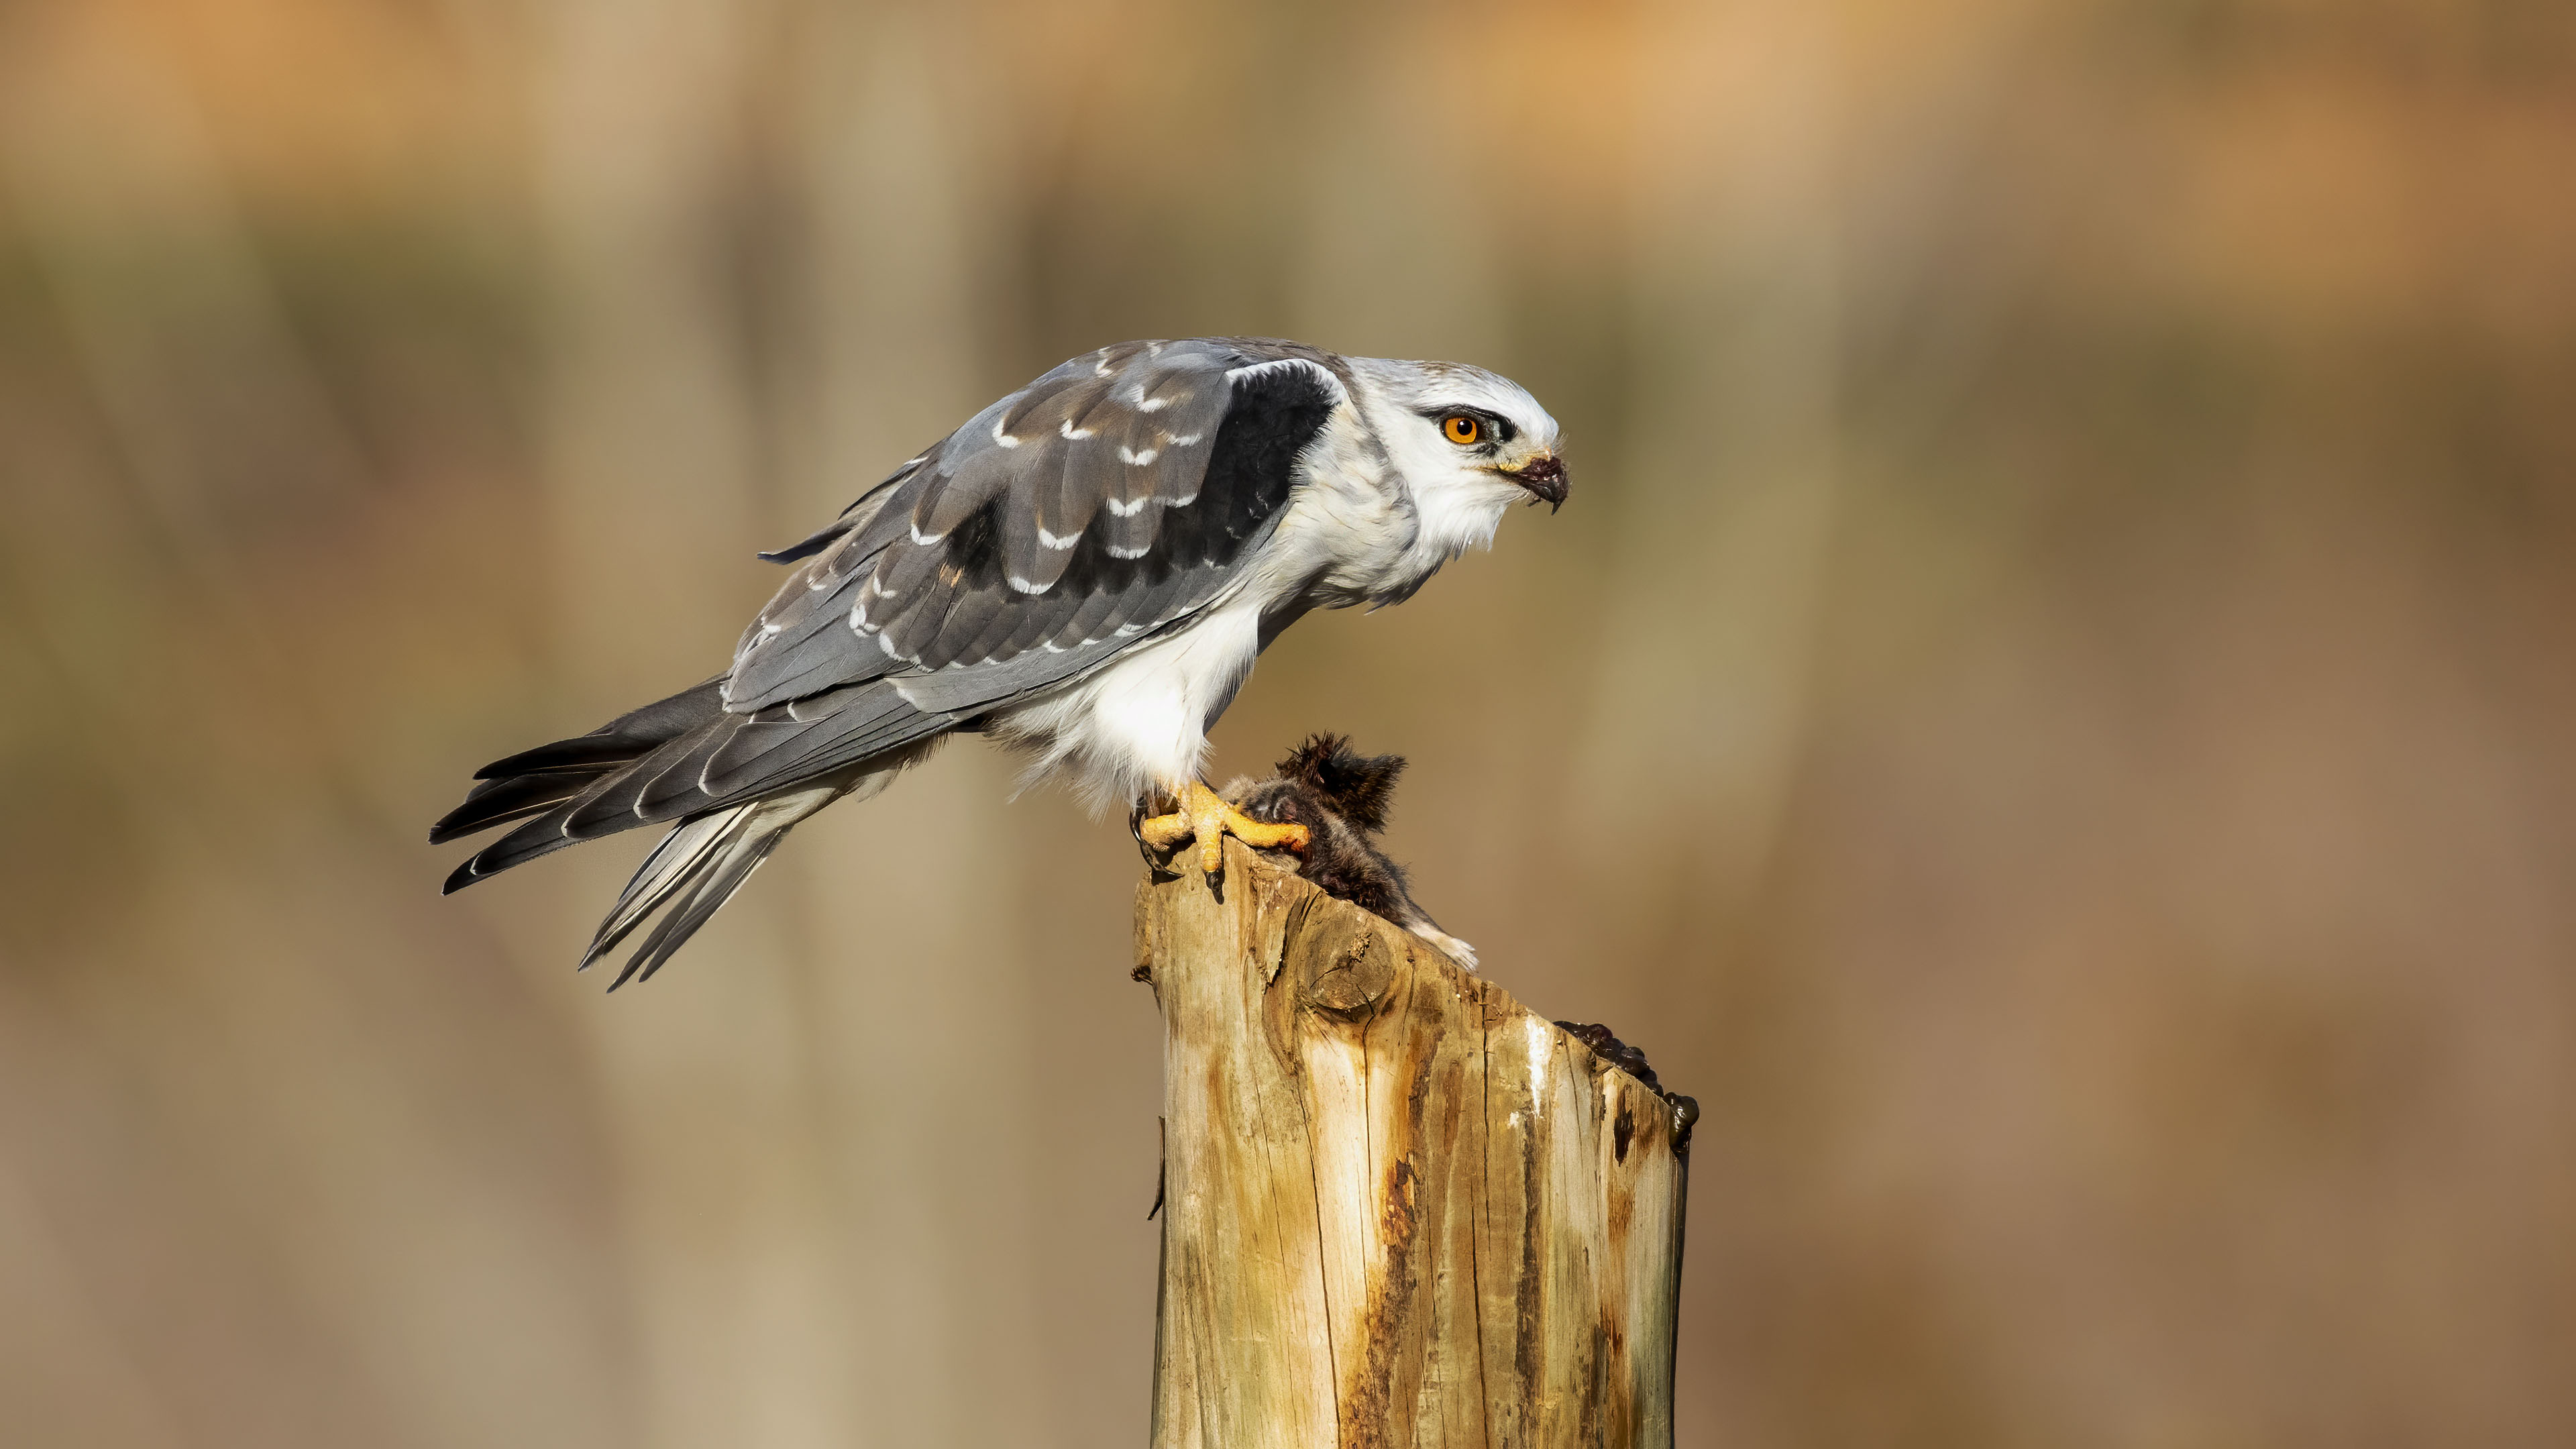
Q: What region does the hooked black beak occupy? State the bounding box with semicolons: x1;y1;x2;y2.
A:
1504;453;1568;512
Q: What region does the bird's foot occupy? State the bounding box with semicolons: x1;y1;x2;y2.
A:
1138;781;1310;890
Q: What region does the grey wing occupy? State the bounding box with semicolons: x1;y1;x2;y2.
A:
577;338;1346;830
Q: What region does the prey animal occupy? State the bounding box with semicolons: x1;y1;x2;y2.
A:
432;337;1566;985
1220;735;1477;969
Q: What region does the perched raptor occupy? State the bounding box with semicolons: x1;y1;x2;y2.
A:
432;337;1568;985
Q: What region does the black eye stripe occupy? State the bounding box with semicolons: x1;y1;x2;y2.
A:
1419;407;1516;444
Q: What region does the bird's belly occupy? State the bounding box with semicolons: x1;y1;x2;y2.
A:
985;595;1267;808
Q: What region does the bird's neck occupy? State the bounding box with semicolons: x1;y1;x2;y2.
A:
1402;480;1513;574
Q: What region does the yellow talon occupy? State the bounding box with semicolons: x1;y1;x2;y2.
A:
1138;781;1310;883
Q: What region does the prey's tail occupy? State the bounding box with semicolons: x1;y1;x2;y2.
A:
431;682;908;985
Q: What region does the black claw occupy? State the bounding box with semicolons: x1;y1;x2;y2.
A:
1204;869;1224;900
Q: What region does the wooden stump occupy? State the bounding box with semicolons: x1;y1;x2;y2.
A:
1137;839;1691;1448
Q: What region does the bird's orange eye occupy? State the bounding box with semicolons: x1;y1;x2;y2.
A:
1441;414;1482;445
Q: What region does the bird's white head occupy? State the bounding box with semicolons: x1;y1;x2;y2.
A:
1347;356;1568;559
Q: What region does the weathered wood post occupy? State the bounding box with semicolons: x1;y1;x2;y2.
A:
1136;839;1693;1447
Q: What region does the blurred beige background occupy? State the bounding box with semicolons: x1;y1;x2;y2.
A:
3;1;2572;1444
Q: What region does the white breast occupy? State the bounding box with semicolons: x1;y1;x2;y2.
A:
983;591;1269;809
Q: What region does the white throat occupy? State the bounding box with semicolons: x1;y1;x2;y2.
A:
1352;380;1526;584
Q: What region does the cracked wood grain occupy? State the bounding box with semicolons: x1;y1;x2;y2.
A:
1139;841;1689;1448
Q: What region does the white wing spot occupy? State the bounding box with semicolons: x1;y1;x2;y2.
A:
1108;543;1150;559
991;419;1021;448
1038;526;1081;550
1166;492;1198;508
1163;431;1201;447
909;521;943;545
1093;354;1118;377
1060;419;1094;439
1120;445;1159;466
1105;496;1148;517
853;576;894;630
1008;574;1049;595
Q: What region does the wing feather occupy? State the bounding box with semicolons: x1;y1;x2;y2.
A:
697;337;1340;806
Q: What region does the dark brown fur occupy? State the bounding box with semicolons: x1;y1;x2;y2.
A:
1222;735;1477;969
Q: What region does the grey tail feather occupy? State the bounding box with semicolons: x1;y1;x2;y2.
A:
433;678;730;879
584;784;845;989
472;679;727;781
428;769;607;845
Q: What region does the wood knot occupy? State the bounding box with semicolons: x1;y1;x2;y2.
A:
1293;923;1397;1017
